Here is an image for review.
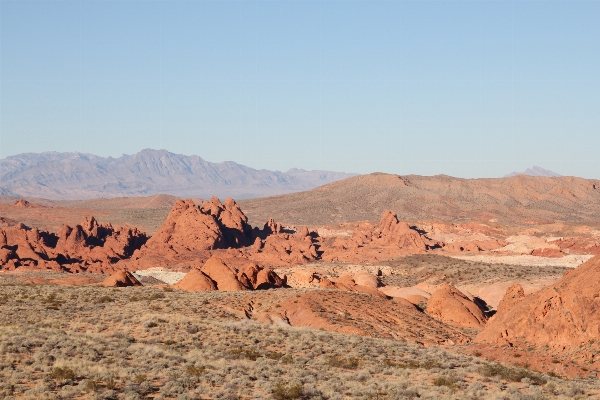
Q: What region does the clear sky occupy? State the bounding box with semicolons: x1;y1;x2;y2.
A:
1;1;599;178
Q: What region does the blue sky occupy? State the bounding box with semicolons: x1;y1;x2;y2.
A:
1;1;599;178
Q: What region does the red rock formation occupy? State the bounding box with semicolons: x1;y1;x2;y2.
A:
495;283;526;316
476;256;600;351
0;217;147;273
280;290;470;345
531;248;564;258
353;272;379;288
201;256;249;291
13;199;37;208
102;270;142;287
172;268;217;291
425;284;487;329
320;275;387;298
375;211;429;250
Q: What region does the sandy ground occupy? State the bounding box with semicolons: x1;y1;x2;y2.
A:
133;268;186;284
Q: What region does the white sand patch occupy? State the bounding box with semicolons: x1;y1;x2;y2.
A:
447;254;593;268
133;268;187;284
316;229;353;237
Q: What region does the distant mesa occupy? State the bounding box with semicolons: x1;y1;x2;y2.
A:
504;166;561;178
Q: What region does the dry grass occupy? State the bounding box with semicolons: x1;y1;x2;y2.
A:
0;276;597;399
377;254;568;288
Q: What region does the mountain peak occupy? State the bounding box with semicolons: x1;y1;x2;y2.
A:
0;149;356;200
504;166;561;178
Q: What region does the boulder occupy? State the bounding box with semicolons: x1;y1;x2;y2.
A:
353;272;379;288
172;268;217;291
101;270;142;287
425;284;487;329
254;268;286;290
201;256;248;291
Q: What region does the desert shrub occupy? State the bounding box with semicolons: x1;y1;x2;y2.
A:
96;295;114;303
229;347;261;361
432;376;457;390
185;366;205;377
479;363;546;385
50;366;75;382
133;374;147;384
273;381;303;400
83;379;99;392
326;356;360;369
265;351;284;360
280;354;294;364
105;374;118;390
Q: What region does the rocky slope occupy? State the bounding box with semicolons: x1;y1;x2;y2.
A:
0;149;355;200
240;173;600;225
476;256;600;353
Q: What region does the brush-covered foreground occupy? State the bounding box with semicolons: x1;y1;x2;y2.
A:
0;277;597;400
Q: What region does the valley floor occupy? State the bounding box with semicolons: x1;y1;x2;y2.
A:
0;276;597;400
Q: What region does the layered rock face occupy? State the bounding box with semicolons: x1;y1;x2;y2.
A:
425;284;488;329
0;216;147;273
476;256;600;351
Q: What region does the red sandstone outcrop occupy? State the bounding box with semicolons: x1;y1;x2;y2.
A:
353;272;379;288
201;256;249;291
495;283;526;316
14;199;34;208
102;270;142;287
425;284;487;329
476;256;600;351
280;290;470;345
376;211;429;250
172;268;217;291
124;198;318;270
171;256;287;292
320;275;387;298
0;216;147;273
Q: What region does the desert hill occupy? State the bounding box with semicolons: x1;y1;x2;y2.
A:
0;149;355;200
239;173;600;226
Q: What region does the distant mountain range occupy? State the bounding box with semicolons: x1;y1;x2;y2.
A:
0;149;357;200
504;166;561;178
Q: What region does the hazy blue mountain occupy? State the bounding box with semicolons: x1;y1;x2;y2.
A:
0;149;356;200
504;166;561;178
